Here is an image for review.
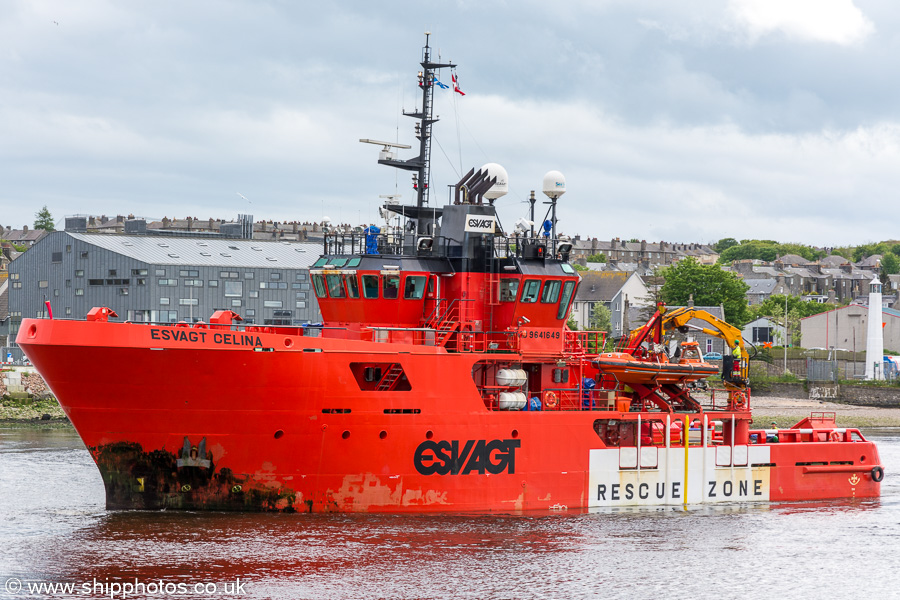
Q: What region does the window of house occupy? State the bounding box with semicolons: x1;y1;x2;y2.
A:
179;270;199;277
75;288;84;296
39;280;49;288
264;300;283;308
179;298;198;306
132;269;148;276
244;272;254;279
224;281;243;297
52;252;62;263
80;251;88;258
296;301;307;309
75;270;84;277
231;299;242;307
249;291;259;298
271;272;282;280
160;298;170;305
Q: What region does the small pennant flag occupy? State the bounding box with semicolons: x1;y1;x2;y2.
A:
434;79;449;90
452;73;465;96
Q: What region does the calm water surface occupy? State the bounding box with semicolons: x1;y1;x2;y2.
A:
1;426;898;600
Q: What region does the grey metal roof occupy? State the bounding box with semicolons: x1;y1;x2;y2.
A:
66;233;322;269
746;279;777;295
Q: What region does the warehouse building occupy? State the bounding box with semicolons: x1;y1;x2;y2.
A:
4;231;323;360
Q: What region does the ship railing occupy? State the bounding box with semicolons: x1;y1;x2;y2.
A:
747;426;866;444
323;230;575;261
564;330;606;356
690;386;752;412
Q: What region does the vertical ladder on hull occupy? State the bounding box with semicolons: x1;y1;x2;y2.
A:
486;271;501;305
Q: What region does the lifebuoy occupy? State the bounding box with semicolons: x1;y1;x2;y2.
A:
871;466;885;482
605;426;619;446
543;391;558;409
830;431;841;442
193;321;209;329
730;390;747;409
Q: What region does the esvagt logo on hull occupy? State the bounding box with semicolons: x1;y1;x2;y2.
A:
414;439;521;475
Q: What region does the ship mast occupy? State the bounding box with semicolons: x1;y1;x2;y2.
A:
377;32;455;234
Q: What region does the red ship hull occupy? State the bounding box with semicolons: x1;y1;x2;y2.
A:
18;317;883;512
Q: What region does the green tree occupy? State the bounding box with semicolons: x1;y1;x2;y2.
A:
714;238;739;253
33;205;55;231
572;263;589;272
750;294;831;321
585;253;606;263
659;257;750;325
591;302;611;332
881;253;900;275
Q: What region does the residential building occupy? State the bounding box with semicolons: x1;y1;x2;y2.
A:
742;317;785;346
800;304;900;354
5;231;322;361
0;226;49;248
570;271;629;330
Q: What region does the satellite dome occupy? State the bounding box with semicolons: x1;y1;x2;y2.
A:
542;170;566;199
481;163;509;200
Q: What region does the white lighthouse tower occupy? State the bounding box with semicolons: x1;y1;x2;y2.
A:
865;275;884;380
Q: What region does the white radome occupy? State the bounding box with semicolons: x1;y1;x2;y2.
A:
542;170;566;198
481;163;509;200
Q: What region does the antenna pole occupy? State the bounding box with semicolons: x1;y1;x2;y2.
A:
375;32;455;235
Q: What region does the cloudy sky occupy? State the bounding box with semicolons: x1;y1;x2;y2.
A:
2;0;898;246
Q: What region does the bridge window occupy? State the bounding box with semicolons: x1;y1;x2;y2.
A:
326;274;345;298
404;276;426;299
541;280;561;303
362;275;379;299
520;279;540;303
312;274;327;298
344;274;360;298
499;279;519;302
383;275;400;299
557;280;576;319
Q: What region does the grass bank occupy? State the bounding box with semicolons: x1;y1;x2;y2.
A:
0;397;69;424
